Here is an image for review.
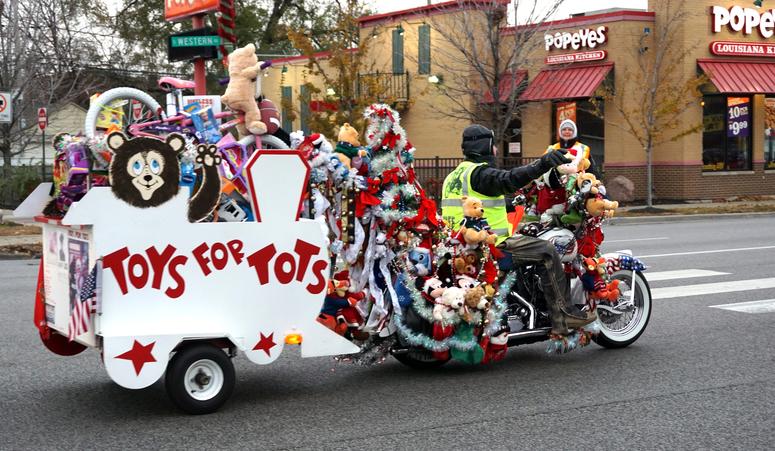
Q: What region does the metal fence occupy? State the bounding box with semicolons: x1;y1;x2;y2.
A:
357;71;410;103
413;156;538;204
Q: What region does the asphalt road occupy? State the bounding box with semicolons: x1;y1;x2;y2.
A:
2;215;774;450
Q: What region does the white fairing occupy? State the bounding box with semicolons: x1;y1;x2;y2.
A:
62;150;358;389
538;227;578;263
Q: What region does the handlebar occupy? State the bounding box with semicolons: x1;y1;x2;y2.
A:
260;60;272;70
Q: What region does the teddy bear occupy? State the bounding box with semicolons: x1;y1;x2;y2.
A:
585;194;619;218
561;172;601;224
456;196;498;247
453;251;479;277
433;286;465;323
581;257;621;301
333;123;369;170
221;44;268;137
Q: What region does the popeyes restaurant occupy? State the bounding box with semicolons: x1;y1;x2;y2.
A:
511;1;775;201
266;1;775;202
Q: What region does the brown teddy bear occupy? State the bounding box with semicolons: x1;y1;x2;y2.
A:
456;196;498;247
453;251;479;277
458;284;490;323
586;195;619;218
334;123;368;169
221;44;268;137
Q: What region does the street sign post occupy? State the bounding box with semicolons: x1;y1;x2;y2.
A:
0;92;12;124
38;108;47;181
167;27;219;64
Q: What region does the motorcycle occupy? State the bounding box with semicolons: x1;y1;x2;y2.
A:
391;226;652;368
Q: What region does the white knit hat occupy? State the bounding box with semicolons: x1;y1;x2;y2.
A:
558;119;577;139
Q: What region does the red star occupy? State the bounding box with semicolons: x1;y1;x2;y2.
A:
115;340;157;375
252;332;276;357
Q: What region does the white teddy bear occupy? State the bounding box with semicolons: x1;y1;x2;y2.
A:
432;286;465;323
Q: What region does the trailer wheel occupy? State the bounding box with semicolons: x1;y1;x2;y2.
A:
165;343;235;415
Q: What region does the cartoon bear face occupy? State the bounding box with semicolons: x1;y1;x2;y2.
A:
107;133;185;209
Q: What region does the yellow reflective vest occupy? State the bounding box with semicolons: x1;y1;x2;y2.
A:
441;161;510;245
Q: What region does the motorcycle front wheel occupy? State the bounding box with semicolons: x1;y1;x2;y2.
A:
593;270;652;348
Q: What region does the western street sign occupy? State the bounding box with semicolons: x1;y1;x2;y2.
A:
171;35;221;47
168;27;219;62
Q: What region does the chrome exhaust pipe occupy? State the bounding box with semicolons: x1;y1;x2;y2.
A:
510;291;536;330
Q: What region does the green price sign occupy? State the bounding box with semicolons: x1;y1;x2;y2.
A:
171;35;221;47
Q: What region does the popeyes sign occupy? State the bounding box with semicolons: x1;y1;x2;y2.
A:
165;0;219;22
545;26;608;51
711;5;775;38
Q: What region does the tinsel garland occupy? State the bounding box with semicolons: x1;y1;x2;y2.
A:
393;307;478;352
483;272;518;336
545;322;600;354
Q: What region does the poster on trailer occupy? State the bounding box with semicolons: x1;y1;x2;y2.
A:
67;235;89;315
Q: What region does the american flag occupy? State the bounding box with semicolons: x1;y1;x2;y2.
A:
68;260;101;342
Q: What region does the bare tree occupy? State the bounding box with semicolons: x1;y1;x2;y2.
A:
422;0;566;154
0;0;104;171
596;0;705;208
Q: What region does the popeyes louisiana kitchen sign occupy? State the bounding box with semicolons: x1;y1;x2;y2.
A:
62;150;359;389
546;50;607;65
545;26;608;51
710;6;775;56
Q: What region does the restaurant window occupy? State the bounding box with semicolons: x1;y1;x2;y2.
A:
392;28;404;74
300;84;311;135
551;99;605;174
418;24;431;75
281;86;293;131
702;95;752;171
765;97;775;170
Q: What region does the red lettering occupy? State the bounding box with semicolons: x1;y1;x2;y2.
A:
227;239;244;264
247;244;276;285
165;255;188;299
146;245;176;290
274;252;296;284
306;259;328;294
294;239;320;282
211;242;229;271
192;242;212;276
128;253;149;289
103;247;130;294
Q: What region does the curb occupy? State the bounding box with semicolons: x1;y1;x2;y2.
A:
609;211;775;225
0;254;40;261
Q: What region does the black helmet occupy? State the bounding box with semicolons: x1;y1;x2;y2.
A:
461;124;494;162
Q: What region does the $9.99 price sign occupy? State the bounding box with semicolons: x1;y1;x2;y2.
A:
727;97;750;138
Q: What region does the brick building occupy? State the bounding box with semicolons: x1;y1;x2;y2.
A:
263;1;775;202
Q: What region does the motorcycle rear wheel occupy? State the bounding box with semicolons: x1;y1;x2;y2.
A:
593;270;652;349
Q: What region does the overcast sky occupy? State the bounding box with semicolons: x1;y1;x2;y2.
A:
365;0;649;22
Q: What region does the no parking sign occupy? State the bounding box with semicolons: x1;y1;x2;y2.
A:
0;92;11;124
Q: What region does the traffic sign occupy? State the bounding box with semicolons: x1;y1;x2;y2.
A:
37;107;47;131
0;92;11;124
171;35;221;47
168;27;219;62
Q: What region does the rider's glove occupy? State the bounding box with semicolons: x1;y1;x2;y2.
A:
539;149;571;171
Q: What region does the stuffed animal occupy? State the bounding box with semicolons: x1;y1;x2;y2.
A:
561;172;601;225
408;246;432;276
586;195;619;218
334;123;368;169
457;196;498;247
221;44;268;137
581;257;621;301
433;286;465;323
453;251;478;277
421;277;445;300
464;285;490;311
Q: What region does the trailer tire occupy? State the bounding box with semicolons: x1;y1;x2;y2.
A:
165;343;235;415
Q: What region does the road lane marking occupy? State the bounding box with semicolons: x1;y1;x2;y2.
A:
652;278;775;299
605;237;669;243
646;269;730;282
709;299;775;314
640;245;775;258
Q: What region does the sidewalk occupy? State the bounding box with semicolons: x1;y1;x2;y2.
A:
611;197;775;224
